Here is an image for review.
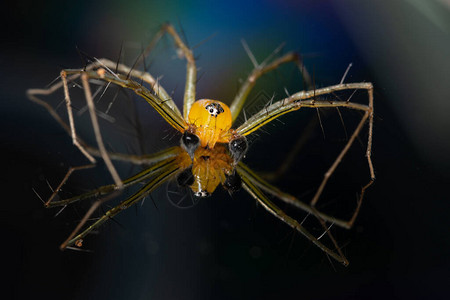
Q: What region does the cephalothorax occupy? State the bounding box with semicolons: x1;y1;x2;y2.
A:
27;23;374;266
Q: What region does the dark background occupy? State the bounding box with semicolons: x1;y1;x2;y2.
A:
1;0;450;299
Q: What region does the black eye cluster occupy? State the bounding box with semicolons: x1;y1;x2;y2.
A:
181;131;200;159
228;136;248;163
205;103;225;117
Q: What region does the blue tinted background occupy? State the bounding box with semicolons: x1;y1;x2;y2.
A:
2;0;450;299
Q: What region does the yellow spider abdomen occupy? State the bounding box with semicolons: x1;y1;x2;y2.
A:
187;99;232;148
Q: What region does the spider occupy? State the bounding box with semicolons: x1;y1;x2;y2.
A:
27;23;374;266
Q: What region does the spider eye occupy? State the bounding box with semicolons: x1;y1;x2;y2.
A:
194;190;210;198
181;131;200;159
223;171;241;193
177;167;194;187
229;136;248;163
205;102;224;117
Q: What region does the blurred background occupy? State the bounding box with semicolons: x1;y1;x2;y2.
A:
1;0;449;299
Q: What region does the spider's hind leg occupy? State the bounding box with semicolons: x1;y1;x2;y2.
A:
60;157;180;249
237;162;349;266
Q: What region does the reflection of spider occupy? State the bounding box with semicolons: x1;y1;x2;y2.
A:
27;24;374;266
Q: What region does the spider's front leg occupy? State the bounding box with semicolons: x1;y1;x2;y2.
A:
160;23;197;120
229;43;312;123
27;64;185;209
79;71;123;187
93;58;181;116
27;71;113;207
236;83;375;231
305;84;375;230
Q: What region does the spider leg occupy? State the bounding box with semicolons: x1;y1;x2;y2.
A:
42;164;95;208
29;68;184;246
94;58;180;116
60;158;180;249
117;23;197;118
237;83;374;227
28;71;184;207
35;84;177;208
238;162;349;228
230;47;312;123
76;72;122;187
47;147;181;208
84;145;182;166
236;83;373;136
62;68;187;132
27;26;191;189
158;23;197;120
237;163;348;266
